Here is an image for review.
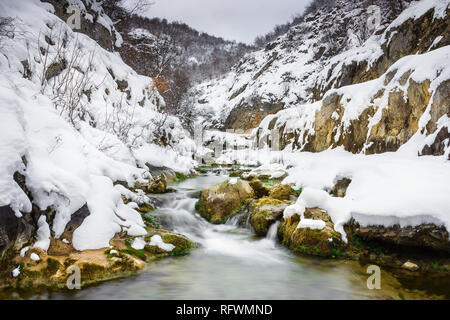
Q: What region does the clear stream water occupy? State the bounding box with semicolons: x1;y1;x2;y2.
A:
3;174;449;300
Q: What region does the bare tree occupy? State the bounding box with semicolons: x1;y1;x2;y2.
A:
102;0;154;20
34;23;102;126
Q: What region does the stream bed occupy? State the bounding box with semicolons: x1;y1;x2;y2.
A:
3;174;449;300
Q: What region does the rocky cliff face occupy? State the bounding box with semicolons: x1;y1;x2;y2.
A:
188;0;449;159
251;0;450;156
187;0;412;129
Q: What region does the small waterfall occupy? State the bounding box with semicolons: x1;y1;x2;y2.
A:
225;211;246;226
266;221;280;241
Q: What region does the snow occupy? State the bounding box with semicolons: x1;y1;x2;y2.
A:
34;216;51;252
149;235;175;252
297;219;326;230
228;146;450;242
30;253;40;261
130;235;175;252
0;0;198;252
12;267;20;278
229;178;238;185
131;237;146;250
20;246;30;258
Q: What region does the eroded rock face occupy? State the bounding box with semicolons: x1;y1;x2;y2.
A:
345;219;450;253
248;197;288;236
224;101;285;131
196;179;254;224
260;77;449;156
278;208;343;257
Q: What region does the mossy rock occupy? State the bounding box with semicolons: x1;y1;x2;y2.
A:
79;263;107;281
269;184;292;200
251;210;271;236
249;197;287;236
44;258;61;277
249;179;270;198
278;208;344;257
162;234;195;256
197;179;254;224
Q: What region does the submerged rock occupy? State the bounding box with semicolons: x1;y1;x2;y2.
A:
196;178;254;224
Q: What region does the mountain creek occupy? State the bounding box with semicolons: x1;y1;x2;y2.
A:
1;169;449;300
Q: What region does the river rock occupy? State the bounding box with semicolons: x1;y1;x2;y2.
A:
279;208;343;257
249;197;288;236
269;184;292;200
249;179;270;198
196;178;254;224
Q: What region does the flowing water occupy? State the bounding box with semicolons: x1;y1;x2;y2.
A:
3;174;449;300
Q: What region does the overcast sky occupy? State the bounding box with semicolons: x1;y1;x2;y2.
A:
137;0;312;44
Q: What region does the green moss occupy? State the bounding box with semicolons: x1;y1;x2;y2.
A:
45;258;61;276
431;262;440;270
162;234;195;256
251;197;283;210
79;263;106;280
297;245;310;254
251;210;271;236
137;203;154;214
231;198;252;216
292;188;302;196
142;214;160;229
122;239;147;261
173;173;188;183
331;248;342;259
195;166;207;174
110;256;136;271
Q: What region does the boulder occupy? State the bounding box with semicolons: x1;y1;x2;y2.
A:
249;179;270;198
135;174;167;194
345;219;450;253
249;197;288;236
196;178;254;224
269;184;292;200
279;208;343;257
